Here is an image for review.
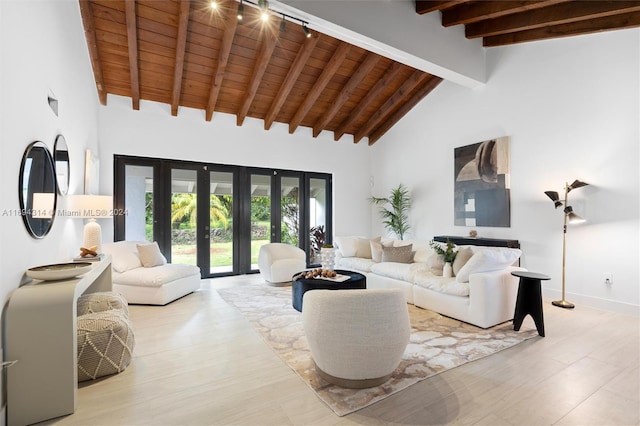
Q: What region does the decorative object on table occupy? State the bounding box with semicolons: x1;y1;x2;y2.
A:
66;195;113;254
544;179;589;309
320;245;335;270
469;229;478;238
369;183;411;240
454;136;511;227
74;246;104;262
26;262;93;281
429;239;458;277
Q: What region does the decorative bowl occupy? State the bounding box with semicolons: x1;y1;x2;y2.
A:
26;262;93;281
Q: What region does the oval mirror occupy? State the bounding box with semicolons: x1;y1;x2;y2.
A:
19;141;57;238
53;134;70;195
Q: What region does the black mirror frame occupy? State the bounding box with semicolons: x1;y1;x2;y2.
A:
19;141;58;239
53;134;70;195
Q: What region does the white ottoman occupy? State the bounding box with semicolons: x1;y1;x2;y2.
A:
77;310;135;382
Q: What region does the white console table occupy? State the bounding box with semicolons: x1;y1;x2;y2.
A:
6;255;112;426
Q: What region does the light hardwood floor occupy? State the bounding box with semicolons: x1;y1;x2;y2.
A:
46;275;639;425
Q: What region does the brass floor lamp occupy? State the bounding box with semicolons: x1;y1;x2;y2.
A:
544;180;588;309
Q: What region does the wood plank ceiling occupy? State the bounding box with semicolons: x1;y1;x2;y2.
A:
79;1;640;146
416;0;640;47
79;0;442;145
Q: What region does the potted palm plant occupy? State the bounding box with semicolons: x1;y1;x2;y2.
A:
369;183;411;240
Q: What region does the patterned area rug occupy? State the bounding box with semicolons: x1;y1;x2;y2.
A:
217;284;538;416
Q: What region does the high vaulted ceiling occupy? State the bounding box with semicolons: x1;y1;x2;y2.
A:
417;0;640;47
79;1;640;146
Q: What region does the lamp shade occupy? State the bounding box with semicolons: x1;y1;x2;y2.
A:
568;180;588;191
66;195;113;219
544;191;562;208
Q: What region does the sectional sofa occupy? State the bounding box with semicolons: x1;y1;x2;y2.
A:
334;236;525;328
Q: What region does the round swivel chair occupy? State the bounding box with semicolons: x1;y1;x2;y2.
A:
302;289;410;388
258;243;306;285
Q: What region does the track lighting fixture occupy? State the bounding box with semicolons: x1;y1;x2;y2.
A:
237;0;244;20
237;0;311;38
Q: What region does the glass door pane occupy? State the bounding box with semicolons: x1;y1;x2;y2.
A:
170;169;198;266
309;178;328;265
250;174;271;270
124;165;154;242
209;171;233;275
281;176;300;246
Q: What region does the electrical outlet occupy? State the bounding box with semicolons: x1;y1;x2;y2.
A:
604;273;613;286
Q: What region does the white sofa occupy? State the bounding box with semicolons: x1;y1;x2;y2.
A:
335;236;525;329
102;241;201;305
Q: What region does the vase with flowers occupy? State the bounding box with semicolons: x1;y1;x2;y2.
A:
429;239;458;277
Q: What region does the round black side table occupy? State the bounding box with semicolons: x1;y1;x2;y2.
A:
511;271;550;337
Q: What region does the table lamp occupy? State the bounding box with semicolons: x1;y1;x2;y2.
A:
544;179;588;309
66;195;113;254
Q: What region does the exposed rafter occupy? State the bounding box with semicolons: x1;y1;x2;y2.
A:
79;0;107;105
124;0;140;110
237;32;277;126
171;0;191;116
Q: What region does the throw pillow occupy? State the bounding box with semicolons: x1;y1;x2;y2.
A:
370;240;383;262
381;244;414;263
355;237;378;259
427;253;444;276
456;248;522;283
335;236;358;258
137;242;167;268
452;246;474;276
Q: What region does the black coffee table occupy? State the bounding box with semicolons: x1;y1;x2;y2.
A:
292;269;366;312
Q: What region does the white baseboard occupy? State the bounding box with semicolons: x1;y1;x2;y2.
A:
544;289;640;317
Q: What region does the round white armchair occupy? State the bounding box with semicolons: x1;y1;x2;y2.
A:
302;289;410;388
258;243;306;285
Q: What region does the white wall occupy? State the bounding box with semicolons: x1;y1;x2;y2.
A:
97;96;373;240
0;0;99;417
371;29;640;314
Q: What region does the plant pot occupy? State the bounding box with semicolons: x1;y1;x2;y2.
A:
443;262;453;278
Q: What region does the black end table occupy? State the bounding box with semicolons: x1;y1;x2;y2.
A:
511;271;550;337
292;269;366;312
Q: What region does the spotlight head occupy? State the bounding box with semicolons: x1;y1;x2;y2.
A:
237;2;244;20
544;191;562;208
261;10;269;22
258;0;268;10
302;24;311;38
280;15;286;32
568;179;588;192
210;0;217;10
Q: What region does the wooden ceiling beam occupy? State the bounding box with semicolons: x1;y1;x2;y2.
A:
334;61;404;142
368;76;442;145
79;0;107;105
206;6;238;122
312;53;380;138
354;70;431;144
442;1;567;26
467;1;640;38
170;0;190;116
415;1;461;15
483;10;640;46
124;0;140;110
264;34;319;130
237;33;277;126
288;42;350;134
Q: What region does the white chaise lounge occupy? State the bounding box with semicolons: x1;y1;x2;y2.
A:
102;241;201;305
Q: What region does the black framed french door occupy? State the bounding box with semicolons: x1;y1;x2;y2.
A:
114;155;331;278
